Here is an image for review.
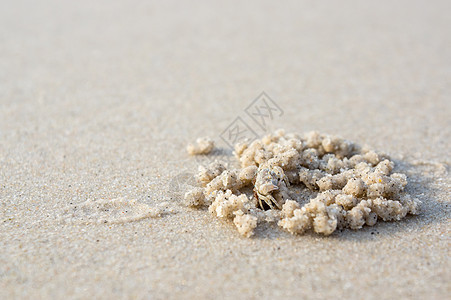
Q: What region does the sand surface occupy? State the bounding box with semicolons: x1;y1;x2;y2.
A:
1;0;450;299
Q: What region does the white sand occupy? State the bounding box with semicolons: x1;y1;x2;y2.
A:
0;0;450;299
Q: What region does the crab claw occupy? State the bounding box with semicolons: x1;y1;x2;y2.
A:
259;183;279;194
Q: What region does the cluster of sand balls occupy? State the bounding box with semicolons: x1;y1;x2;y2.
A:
184;130;420;237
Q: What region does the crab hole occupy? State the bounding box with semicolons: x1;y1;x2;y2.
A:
259;200;272;211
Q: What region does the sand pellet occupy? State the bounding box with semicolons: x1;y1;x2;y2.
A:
185;130;420;237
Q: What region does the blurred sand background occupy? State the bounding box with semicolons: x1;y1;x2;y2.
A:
0;0;450;299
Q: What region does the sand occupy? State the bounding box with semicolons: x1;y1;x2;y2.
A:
0;0;450;299
186;131;421;237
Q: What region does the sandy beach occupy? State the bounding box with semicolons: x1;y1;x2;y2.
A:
1;0;450;298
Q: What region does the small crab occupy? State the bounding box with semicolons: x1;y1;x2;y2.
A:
254;164;290;210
